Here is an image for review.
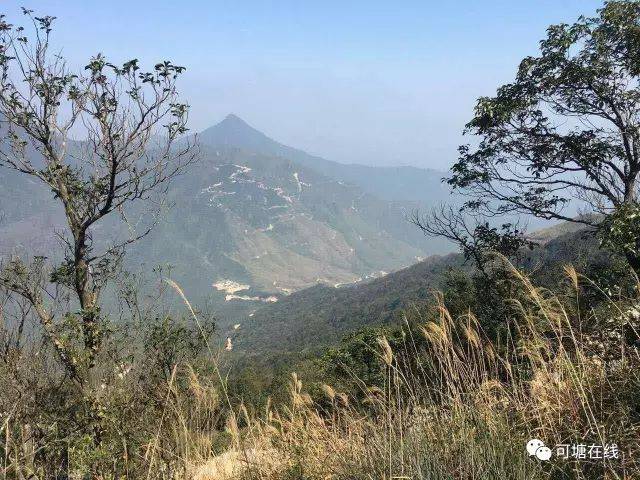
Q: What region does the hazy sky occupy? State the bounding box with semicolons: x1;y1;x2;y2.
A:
5;1;603;170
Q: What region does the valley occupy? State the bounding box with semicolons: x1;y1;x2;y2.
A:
1;114;454;325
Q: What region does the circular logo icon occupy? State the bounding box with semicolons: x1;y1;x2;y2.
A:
527;439;545;456
535;446;552;461
526;439;552;461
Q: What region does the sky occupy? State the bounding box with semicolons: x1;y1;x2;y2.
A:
4;0;604;170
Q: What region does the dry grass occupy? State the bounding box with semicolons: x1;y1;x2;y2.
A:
2;263;639;479
184;264;640;480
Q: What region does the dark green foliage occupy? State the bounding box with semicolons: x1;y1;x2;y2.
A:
447;0;640;274
142;315;215;384
322;327;398;390
599;202;640;262
226;352;301;410
237;224;629;354
237;254;462;354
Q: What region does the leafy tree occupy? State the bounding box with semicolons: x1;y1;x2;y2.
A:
0;9;194;447
436;1;640;275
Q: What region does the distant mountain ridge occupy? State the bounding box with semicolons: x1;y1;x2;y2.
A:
197;115;450;204
1;114;452;325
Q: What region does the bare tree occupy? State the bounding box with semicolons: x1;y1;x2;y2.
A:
412;207;533;276
0;10;195;382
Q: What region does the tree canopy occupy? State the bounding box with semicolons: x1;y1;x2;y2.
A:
445;0;640;272
0;10;194;381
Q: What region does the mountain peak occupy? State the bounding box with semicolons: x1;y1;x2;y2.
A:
220;113;249;126
199;114;275;152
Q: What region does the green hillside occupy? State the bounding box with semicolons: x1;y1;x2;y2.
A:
232;223;611;353
1;116;453;325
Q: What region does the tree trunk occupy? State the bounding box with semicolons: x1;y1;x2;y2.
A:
74;232;100;369
624;251;640;279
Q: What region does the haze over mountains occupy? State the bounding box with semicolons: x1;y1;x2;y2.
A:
0;114;453;322
197;114;449;204
141;115;453;317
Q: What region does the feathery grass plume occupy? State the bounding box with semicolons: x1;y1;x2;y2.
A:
420;321;447;348
377;336;394;366
321;384;336;401
463;324;481;350
564;264;580;292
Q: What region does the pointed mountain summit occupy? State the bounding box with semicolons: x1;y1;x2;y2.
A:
219;112;249;126
199;114;275;152
198;113;322;168
196;114;450;204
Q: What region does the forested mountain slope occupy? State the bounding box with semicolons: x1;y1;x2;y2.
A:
233;224;603;353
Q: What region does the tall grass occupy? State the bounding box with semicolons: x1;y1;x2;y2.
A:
191;264;639;480
2;262;639;479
